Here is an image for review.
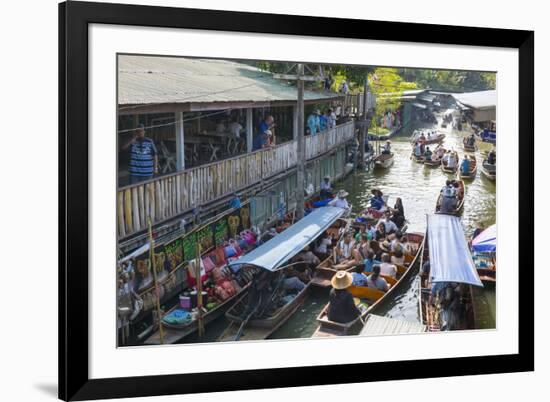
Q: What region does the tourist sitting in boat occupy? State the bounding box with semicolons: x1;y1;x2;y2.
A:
440;180;457;213
335;232;355;264
320;175;333;198
390;230;404;252
442;150;450;166
467;133;476;146
351;233;370;263
377;210;399;236
351;265;369;286
281;269;308;291
328;189;350;210
487;149;496;165
460;156;470;175
381;140;392;155
363;251;380;273
291;246;321;269
328;271;361;324
314;232;333;258
366;265;389;292
391;245;405;266
447;152;458;169
424;146;433;161
379;253;397;278
354;224;367;242
373;222;387;242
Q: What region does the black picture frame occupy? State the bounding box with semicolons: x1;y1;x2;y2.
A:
59;1;534;400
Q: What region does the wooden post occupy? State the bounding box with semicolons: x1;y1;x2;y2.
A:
148;217;164;344
358;80;369;168
296;64;305;220
246;108;253;153
175;111;185;171
195;243;204;337
292;105;298;140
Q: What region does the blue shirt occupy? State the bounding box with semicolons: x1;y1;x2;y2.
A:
461;159;470;173
371;196;385;210
351;272;369;286
363;258;381;273
229;197;241;209
129;138;157;177
307;114;320;135
319;115;328;132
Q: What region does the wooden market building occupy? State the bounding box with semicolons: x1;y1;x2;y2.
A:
117;55;357;243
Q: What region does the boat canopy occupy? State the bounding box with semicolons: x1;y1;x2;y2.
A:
427;214;483;287
472;224;496;253
228;207;345;272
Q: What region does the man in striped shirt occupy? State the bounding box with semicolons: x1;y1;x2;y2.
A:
122;124;158;184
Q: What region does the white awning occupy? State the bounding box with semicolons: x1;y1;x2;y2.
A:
427;214;483;287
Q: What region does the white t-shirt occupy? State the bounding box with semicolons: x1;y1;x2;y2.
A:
380;262;397;278
229;122;243;138
315;237;332;254
338;240;355;259
328;198;349;209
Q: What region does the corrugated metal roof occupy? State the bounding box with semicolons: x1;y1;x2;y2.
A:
118;55;342;106
452;90;496;110
360;314;426;336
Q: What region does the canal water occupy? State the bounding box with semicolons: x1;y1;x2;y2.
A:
184;112;496;344
274;112;496;339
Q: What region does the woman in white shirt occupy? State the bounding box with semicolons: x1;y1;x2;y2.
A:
379;253;397;278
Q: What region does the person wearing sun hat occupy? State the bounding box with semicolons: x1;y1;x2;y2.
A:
327;271;361;323
320;175;333;198
328;189;350;210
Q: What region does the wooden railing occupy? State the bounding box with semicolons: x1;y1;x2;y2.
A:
117;121;355;238
344;92;376;116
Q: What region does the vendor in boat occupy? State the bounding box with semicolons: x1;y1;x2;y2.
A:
320;175;333;198
366;265;389;292
460;155;470;175
466;133;476;146
487;149;496;165
328;271;361;323
370;189;386;212
328;189;350;210
381;140;392;155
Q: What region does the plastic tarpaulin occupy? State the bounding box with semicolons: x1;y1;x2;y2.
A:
228;207;345;272
427;214;483;287
472;224;496;253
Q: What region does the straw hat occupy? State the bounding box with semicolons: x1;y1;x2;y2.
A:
380;240;392;252
337;189;349;198
331;271;353;290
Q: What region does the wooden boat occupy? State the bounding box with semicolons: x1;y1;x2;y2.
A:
144;282;251;345
480;159;496;181
424;157;441;167
441;158;459;174
419;214;482;331
458;157;477;180
373;152;394;169
410;132;445;145
312;232;425;337
411;153;425;164
435;179;465;216
219;206;347;342
463;140;477;153
219;281;312;341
